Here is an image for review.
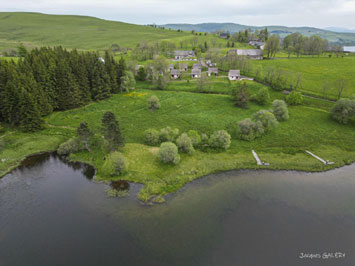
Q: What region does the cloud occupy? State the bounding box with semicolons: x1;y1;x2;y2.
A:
1;0;355;28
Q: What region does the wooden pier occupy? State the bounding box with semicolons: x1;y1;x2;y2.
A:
305;150;334;165
252;150;270;166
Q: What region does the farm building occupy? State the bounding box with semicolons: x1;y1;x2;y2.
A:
228;70;241;81
174;50;196;60
169;64;174;72
193;63;202;70
191;69;201;78
170;69;181;79
208;68;218;76
227;49;263;60
248;41;265;50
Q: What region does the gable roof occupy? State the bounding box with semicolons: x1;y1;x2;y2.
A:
171;69;180;75
228;70;241;76
193;63;202;69
192;69;201;75
227;49;263;57
208;68;218;73
174;50;195;57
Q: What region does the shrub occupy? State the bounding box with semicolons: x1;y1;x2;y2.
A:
110;152;127;175
158;142;180;164
233;82;249;108
159;126;179;142
57;138;82;155
272;100;289;121
187;130;201;147
102;152;128;176
237;118;264;141
251;87;270;105
148;95;161;111
286;91;303;105
252;110;278;131
136;67;146;81
208;130;231;150
330;98;355;124
176;133;195;155
144;128;160;145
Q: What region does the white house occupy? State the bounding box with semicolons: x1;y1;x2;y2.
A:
228;70;241;81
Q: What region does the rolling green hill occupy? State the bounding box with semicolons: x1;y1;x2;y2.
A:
0;12;189;51
162;23;355;45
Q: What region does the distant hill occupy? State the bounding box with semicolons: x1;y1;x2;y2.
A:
162;23;355;45
325;27;355;34
0;12;188;51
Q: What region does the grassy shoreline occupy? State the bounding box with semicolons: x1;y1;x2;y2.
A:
1;84;354;201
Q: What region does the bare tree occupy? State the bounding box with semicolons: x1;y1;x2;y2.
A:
334;78;350;99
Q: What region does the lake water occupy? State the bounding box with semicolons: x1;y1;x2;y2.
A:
1;153;355;266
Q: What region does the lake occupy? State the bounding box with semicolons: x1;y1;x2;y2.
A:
0;153;354;266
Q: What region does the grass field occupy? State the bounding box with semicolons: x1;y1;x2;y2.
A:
250;56;355;99
0;12;233;52
1;82;354;201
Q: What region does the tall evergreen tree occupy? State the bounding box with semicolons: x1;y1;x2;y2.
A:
101;111;124;151
18;89;44;131
77;122;93;151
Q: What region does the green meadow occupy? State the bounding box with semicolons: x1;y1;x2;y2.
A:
250;56;355;99
1;81;354;201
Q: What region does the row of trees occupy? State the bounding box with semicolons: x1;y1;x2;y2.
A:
282;33;329;57
0;47;131;131
230;28;269;43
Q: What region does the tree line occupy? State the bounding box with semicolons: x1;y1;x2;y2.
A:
0;47;128;131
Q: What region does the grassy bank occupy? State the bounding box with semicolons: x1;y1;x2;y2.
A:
1;84;354;201
250;56;355;99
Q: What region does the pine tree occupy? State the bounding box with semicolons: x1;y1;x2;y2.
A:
102;111;124;152
77;122;93;151
116;57;126;91
18;89;44;132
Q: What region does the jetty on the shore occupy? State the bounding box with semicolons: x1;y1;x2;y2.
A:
306;150;334;165
252;150;270;166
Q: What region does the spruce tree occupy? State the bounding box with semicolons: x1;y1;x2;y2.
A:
77;122;93;151
18;89;44;132
101;111;124;152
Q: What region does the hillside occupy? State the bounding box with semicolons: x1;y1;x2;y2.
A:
162;23;355;45
0;12;189;51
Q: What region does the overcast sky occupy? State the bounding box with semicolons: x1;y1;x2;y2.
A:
1;0;355;28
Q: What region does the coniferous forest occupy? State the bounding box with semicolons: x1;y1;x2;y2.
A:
0;47;126;131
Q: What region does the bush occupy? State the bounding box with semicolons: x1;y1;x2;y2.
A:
233;82;249;108
102;152;128;176
286;91;303;105
57;138;82;155
331;98;355;124
253;110;278;131
159;126;179;142
187;130;201;147
176;133;195;155
144;128;160;145
237;118;264;141
158;142;180;164
272;100;289;121
251;87;270;105
208;130;231;150
148;95;161;111
110;152;127;175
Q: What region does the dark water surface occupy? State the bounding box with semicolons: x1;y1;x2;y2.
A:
0;153;355;266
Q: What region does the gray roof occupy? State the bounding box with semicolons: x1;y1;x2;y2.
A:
192;69;201;75
171;69;180;75
169;64;174;69
227;49;263;57
174;50;195;57
228;70;241;76
208;68;218;73
193;63;202;69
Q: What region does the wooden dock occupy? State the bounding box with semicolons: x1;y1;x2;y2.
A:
305;150;334;165
252;150;270;166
